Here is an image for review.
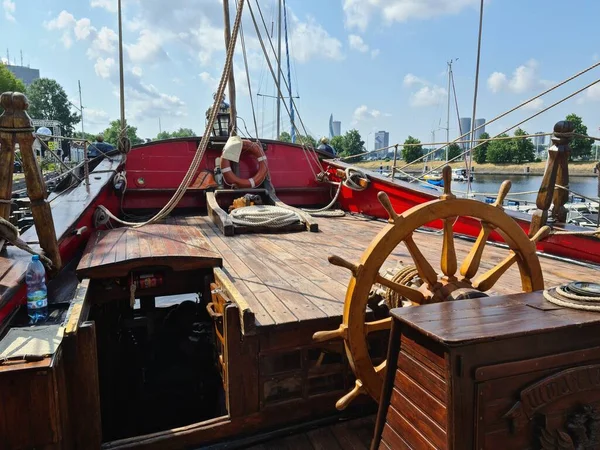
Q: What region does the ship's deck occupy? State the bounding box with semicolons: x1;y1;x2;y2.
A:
170;213;599;330
243;416;375;450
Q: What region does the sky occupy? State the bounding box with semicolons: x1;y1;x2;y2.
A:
2;0;600;148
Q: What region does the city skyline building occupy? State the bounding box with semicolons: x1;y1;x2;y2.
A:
459;117;471;149
473;118;486;142
374;130;389;152
329;114;341;138
4;63;40;86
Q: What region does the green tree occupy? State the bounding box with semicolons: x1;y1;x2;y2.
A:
513;128;535;163
402;136;423;163
171;127;195;138
155;131;171;140
73;131;96;143
297;134;317;148
0;65;25;113
103;120;144;146
486;133;513;163
26;78;80;136
338;129;364;162
278;131;292;142
330;135;345;154
447;143;461;161
473;131;490;164
566;113;593;160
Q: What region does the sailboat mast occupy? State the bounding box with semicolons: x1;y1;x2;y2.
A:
78;80;85;137
283;0;294;143
276;0;282;139
117;0;126;131
467;0;484;194
446;61;451;162
222;0;237;135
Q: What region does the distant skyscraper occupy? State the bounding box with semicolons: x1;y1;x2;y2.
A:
329;114;341;138
459;117;472;149
474;118;486;142
533;132;545;148
332;121;341;137
5;63;40;86
374;131;389;151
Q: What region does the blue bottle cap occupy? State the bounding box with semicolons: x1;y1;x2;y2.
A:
32;255;40;261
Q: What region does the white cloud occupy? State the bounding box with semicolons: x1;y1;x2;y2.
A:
352;105;383;124
126;29;169;64
370;49;380;58
84;108;110;125
199;71;218;90
87;27;118;57
74;18;93;40
403;73;427;87
94;57;115;78
410;85;446;107
487;60;549;94
487;72;507;93
90;0;117;13
577;83;600;104
522;97;544;110
3;0;15;22
291;15;344;63
343;0;478;32
403;73;446;107
348;34;369;53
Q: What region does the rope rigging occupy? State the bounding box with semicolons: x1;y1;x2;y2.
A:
97;0;246;228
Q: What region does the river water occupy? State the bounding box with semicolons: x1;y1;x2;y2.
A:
464;174;599;204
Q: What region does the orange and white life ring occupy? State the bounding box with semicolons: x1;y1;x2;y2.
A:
221;140;268;188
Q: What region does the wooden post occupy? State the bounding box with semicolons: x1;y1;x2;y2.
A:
222;0;237;135
529;120;573;236
391;144;398;180
0;93;16;221
0;92;62;270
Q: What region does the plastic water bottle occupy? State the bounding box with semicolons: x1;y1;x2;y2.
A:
26;255;48;324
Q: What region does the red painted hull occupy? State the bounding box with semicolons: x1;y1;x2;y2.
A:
327;161;600;265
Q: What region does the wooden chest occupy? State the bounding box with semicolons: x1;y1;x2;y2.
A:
373;292;600;450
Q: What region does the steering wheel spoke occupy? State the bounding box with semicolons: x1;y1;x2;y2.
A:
365;318;392;335
460;221;494;280
404;234;439;288
441;217;457;280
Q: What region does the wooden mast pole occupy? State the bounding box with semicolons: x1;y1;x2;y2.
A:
117;0;126;137
0;92;61;270
222;0;237;135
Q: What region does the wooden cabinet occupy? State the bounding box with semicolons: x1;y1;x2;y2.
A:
373;292;600;450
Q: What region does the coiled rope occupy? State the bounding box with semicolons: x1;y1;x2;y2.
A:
544;284;600;311
230;205;302;228
96;0;246;228
384;266;420;309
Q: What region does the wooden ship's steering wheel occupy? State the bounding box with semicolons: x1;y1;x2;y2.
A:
313;166;550;410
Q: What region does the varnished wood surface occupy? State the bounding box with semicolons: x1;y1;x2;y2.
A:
179;213;598;329
244;415;374;450
391;291;600;345
77;223;222;279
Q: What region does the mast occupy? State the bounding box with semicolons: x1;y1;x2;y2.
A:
283;0;294;143
276;0;282;139
117;0;126;133
467;0;485;194
446;61;451;162
222;0;237;135
78;80;85;137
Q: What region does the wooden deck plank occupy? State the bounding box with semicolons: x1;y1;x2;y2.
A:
189;214;599;330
